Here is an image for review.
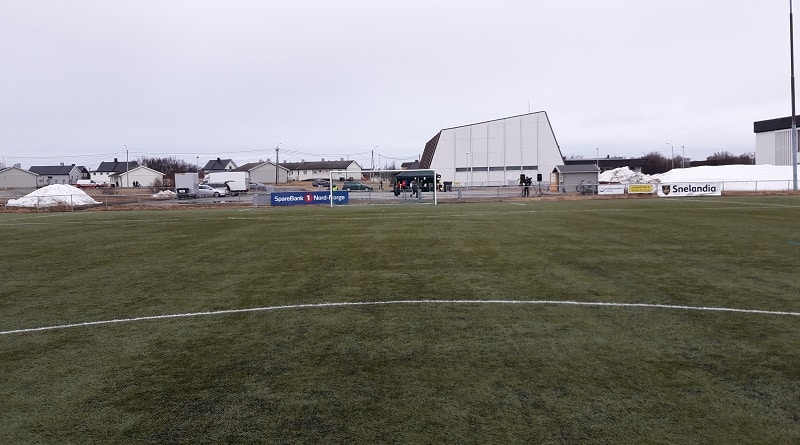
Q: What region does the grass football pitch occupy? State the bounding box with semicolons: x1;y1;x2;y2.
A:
1;196;799;443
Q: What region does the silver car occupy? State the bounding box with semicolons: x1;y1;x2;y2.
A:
198;183;227;197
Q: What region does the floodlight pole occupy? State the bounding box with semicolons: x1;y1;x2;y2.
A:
666;143;674;170
791;0;798;190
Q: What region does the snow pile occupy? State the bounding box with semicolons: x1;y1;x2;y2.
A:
599;167;652;183
152;190;176;198
600;165;797;191
6;184;101;207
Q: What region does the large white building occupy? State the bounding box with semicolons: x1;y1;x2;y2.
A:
754;116;800;165
420;112;565;186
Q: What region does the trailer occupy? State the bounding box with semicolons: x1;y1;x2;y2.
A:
175;173;200;199
203;171;248;195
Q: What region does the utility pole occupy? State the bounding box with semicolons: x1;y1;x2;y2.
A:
125;145;129;188
371;146;377;182
275;143;281;184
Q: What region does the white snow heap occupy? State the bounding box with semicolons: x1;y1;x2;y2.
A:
599;167;653;183
599;165;798;191
6;184;101;207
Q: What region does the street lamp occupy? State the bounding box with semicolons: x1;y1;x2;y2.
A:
666;143;674;169
681;146;685;168
595;148;599;167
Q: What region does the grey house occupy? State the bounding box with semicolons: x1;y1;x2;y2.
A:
29;164;88;187
0;166;38;189
551;164;600;194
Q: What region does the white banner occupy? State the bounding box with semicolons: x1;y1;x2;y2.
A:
658;182;722;197
598;184;626;195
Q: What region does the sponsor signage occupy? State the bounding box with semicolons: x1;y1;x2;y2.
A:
270;191;349;206
598;184;626;195
658;183;721;198
627;183;655;194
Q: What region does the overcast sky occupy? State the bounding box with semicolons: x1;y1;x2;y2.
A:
0;1;793;170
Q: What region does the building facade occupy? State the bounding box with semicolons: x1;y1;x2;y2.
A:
420;112;565;187
754;116;800;165
29;164;87;187
235;162;290;184
281;160;363;181
0;166;38;188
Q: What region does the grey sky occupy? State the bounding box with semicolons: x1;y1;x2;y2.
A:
0;1;791;170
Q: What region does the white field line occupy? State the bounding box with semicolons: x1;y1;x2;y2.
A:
1;300;799;336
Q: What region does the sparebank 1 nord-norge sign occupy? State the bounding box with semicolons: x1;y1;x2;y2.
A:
658;183;721;197
270;191;349;206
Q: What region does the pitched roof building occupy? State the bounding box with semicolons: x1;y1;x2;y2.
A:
280;160;362;181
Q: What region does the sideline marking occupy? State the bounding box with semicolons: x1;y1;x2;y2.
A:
2;300;799;336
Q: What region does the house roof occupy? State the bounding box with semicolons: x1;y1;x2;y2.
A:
280;160;361;171
395;169;435;179
95;160;138;173
202;158;236;170
117;166;164;176
29;165;81;175
553;164;600;174
754;116;795;133
235;162;290;172
0;166;38;176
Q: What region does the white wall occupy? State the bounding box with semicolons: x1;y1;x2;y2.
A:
0;168;38;188
756;130;797;165
117;169;163;187
249;164;289;184
428;112;564;186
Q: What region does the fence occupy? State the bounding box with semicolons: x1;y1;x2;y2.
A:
4;179;800;211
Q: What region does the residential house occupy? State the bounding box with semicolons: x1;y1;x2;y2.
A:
91;158;139;186
29;164;88;187
115;166;165;188
280;160;363;182
202;158;237;174
235;162;290;184
0;166;38;189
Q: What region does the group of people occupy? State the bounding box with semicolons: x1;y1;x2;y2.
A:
393;179;420;197
519;176;533;197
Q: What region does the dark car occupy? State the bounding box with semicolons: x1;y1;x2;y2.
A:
312;178;330;188
342;181;372;191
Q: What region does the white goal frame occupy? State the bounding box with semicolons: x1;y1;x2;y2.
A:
328;169;438;207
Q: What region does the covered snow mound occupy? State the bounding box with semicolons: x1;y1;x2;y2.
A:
600;165;796;191
152;190;176;198
599;167;653;183
6;184;101;207
654;165;793;182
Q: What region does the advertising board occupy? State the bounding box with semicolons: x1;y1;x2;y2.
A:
657;183;722;197
627;184;655;194
598;184;626;195
270;191;349;206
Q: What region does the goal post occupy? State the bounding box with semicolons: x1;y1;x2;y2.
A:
328;169;439;207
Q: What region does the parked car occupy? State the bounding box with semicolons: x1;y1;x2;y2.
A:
312;178;330;188
75;179;101;188
198;183;227;197
249;181;267;190
342;181;372;191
